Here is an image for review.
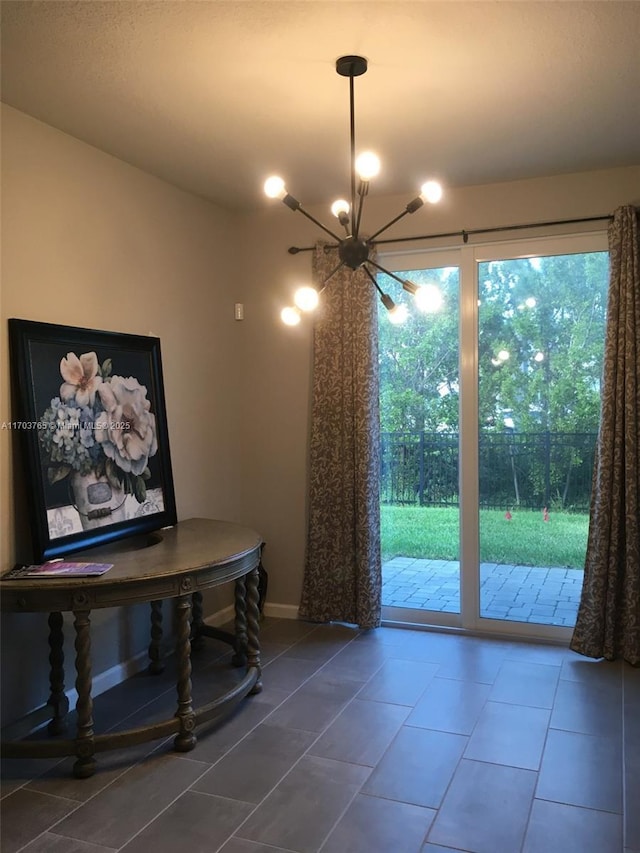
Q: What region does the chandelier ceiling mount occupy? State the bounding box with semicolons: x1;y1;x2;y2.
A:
335;54;368;78
264;55;444;325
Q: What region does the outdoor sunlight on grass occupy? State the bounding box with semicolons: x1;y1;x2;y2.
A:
380;505;589;569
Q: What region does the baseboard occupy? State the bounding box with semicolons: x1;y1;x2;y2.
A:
205;604;235;627
2;648;150;741
263;602;299;620
65;647;150;711
206;602;299;622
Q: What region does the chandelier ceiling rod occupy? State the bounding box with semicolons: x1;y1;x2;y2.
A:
342;58;360;231
263;55;445;326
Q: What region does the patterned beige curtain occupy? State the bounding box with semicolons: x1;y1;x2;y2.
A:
298;243;382;629
570;205;639;666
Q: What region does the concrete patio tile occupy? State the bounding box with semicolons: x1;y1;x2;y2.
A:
382;557;580;626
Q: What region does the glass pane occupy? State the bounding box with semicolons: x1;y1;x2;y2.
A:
477;251;608;626
378;266;460;614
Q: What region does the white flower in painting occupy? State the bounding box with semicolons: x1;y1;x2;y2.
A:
60;352;103;407
95;376;158;475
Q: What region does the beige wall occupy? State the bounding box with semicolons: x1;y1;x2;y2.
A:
1;105;244;723
1;100;639;726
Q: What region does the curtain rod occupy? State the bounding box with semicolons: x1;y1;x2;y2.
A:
287;214;613;254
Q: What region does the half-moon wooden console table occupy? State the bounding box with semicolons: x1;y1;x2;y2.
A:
0;517;263;778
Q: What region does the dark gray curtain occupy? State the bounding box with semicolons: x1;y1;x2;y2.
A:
298;244;382;629
570;205;640;665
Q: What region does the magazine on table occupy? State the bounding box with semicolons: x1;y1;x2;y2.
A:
3;560;113;579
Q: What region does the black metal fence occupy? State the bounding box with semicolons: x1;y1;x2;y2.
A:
381;431;597;511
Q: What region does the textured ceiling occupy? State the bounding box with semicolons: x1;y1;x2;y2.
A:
1;1;639;212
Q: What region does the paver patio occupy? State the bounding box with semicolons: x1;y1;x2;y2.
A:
382;557;584;626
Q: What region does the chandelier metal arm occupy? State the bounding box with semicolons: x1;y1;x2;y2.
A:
321;258;347;288
362;263;385;297
362;264;396;313
354;183;368;240
295;206;343;243
367;206;413;242
288;244;337;255
366;258;418;295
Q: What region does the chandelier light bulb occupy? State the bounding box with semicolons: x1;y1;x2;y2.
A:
388;303;409;325
331;199;350;218
281;306;301;326
264;176;287;199
534;351;544;362
525;297;537;308
498;349;510;362
293;286;320;312
420;180;443;204
414;283;443;313
355;151;381;181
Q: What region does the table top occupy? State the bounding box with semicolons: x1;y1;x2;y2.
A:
0;518;262;612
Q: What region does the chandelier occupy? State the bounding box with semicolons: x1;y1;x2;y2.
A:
263;55;444;326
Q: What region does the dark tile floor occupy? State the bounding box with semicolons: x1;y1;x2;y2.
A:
1;617;638;853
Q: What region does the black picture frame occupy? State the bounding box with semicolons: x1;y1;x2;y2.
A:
8;319;177;561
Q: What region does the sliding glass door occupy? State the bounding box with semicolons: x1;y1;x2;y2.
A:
476;239;608;632
378;250;461;627
379;233;609;639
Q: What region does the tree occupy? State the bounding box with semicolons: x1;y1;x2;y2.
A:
477;252;608;434
378;267;460;433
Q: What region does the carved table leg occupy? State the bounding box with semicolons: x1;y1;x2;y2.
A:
173;594;196;752
232;576;248;667
47;611;69;735
245;567;263;694
190;591;205;652
72;606;96;778
148;600;165;674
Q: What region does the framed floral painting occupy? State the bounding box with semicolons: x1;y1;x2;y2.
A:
8;319;177;561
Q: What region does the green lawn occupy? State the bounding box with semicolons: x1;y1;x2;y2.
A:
381;505;589;569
